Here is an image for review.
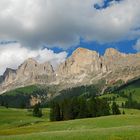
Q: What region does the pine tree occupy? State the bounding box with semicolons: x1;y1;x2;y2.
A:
50;102;61;121
77;97;88;118
111;102;121;115
122;110;125;115
33;103;42;117
5;103;9;109
121;102;124;108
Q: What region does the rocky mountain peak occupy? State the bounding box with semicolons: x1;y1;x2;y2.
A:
0;58;55;93
72;47;98;58
18;58;38;69
73;47;91;54
56;47;102;82
0;47;140;94
104;48;124;57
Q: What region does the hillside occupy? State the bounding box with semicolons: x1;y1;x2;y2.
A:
0;107;140;140
0;78;140;108
0;85;49;108
101;78;140;105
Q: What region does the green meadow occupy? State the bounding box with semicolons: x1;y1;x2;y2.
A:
0;107;140;140
0;79;140;139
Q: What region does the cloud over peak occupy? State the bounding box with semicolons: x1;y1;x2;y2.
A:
0;43;67;75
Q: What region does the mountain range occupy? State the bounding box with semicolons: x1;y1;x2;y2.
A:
0;47;140;95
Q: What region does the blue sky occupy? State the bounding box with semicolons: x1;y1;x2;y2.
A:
46;0;139;56
51;39;137;57
94;0;122;9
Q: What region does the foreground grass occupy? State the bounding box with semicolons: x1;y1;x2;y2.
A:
0;107;140;139
0;107;49;130
1;126;140;140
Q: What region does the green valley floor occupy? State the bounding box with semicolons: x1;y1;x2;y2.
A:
0;107;140;140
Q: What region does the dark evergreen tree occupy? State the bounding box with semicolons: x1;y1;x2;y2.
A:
71;98;80;119
5;102;9;108
122;110;125;115
92;98;98;117
100;99;110;116
50;102;61;121
33;103;42;117
111;102;121;115
61;99;73;120
77;97;88;118
121;102;124;108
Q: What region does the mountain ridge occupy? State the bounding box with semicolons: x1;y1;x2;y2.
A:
0;47;140;94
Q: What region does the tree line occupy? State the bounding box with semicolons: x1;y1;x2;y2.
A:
50;97;121;121
124;92;140;109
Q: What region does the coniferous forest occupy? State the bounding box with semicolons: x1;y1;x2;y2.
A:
50;97;121;121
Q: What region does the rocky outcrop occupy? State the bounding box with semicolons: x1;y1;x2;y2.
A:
56;47;140;88
0;47;140;94
55;48;107;87
56;47;103;76
0;58;55;93
16;58;55;84
0;76;3;84
3;68;16;85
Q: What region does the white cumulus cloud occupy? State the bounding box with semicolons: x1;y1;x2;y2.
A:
0;43;67;75
0;0;140;48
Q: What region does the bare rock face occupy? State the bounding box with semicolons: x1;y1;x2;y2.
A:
56;47;107;86
56;47;107;82
3;68;16;85
0;47;140;94
16;58;55;84
30;95;41;107
103;48;140;83
0;76;3;84
57;48;102;75
56;47;140;88
0;58;55;93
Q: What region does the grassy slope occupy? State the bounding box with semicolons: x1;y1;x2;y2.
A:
119;80;140;102
3;85;39;96
101;78;140;105
0;107;140;140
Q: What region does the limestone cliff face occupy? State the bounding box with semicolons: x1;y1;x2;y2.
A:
103;48;140;70
0;76;3;84
56;47;140;87
102;48;140;83
16;58;55;84
56;48;103;76
56;47;108;87
0;47;140;94
0;58;55;93
3;68;16;85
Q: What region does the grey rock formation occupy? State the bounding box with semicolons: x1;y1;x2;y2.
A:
0;58;55;93
0;76;3;84
0;47;140;94
3;68;16;85
55;47;140;89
